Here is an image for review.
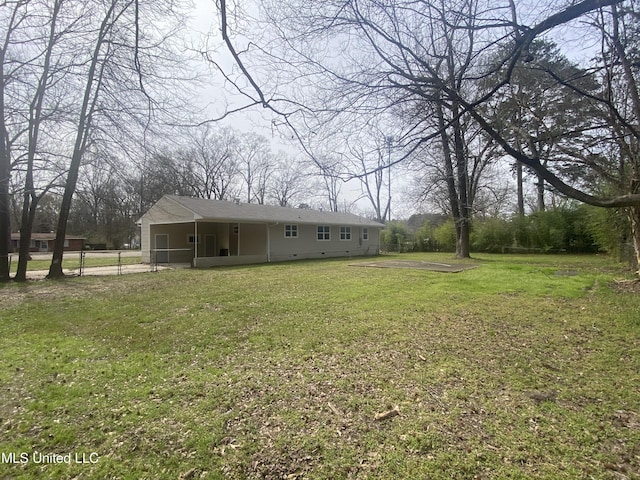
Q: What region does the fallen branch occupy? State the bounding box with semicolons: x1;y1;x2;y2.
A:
327;402;342;417
374;406;400;421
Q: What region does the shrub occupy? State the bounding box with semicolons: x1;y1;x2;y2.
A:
471;217;513;253
381;221;409;252
433;220;456;252
413;221;438;252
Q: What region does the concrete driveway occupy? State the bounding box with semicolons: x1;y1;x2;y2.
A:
12;251;189;280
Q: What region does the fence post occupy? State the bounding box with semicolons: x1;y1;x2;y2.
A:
118;251;122;275
79;250;85;277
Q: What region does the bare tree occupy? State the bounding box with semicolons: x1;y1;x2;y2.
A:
0;0;193;280
13;0;68;281
71;154;138;248
346;133;392;224
47;0;133;278
315;157;343;212
1;0;76;281
268;153;307;207
187;125;241;200
236;132;273;204
47;0;191;278
215;0;640;267
0;0;25;281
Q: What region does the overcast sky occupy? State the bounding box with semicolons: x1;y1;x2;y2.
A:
182;0;410;217
182;0;599;219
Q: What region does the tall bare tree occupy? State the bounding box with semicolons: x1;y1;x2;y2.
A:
268;153;307;207
0;1;25;282
1;0;192;281
346;133;393;224
47;0;191;278
47;0;133;278
236;132;273;204
215;0;640;268
13;0;67;281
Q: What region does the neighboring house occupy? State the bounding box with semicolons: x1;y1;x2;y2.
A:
11;233;86;253
137;195;384;267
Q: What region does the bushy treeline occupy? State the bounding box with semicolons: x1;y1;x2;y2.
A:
381;204;630;257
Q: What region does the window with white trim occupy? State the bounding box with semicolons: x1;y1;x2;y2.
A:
362;228;369;241
340;226;351;241
317;225;330;241
284;224;298;238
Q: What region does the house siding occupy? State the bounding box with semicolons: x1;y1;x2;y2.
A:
239;223;268;255
140;197;196;262
268;224;380;262
138;195;383;266
147;223;192;263
11;235;85;253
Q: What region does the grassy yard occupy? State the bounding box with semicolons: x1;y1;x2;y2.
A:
0;253;639;479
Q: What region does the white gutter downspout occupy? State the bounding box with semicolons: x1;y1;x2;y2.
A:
267;222;279;263
194;220;198;266
266;223;271;262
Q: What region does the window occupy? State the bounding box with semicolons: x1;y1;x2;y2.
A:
362;228;369;241
340;226;351;241
284;224;298;238
317;225;330;241
187;234;200;244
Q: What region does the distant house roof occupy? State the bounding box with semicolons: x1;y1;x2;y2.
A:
11;232;85;241
145;195;384;228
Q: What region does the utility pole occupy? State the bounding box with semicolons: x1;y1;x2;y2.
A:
385;135;393;222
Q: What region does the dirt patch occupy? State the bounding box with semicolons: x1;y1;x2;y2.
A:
611;278;640;293
351;260;479;273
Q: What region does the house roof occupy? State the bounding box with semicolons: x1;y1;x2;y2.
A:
155;195;385;227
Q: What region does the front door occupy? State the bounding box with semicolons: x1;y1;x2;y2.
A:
155;234;169;263
205;235;216;257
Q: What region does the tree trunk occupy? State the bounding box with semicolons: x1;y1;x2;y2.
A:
14;200;39;282
48;3;116;279
450;96;472;258
630;205;640;274
536;173;545;212
48;177;78;278
15;0;62;282
0;167;9;283
0;43;10;282
435;99;471;258
516;162;525;216
0;148;9;283
456;218;471;259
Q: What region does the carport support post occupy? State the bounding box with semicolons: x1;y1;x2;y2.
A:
266;224;271;262
194;221;198;266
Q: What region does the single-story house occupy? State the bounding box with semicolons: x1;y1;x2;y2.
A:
138;195;384;267
11;232;86;253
